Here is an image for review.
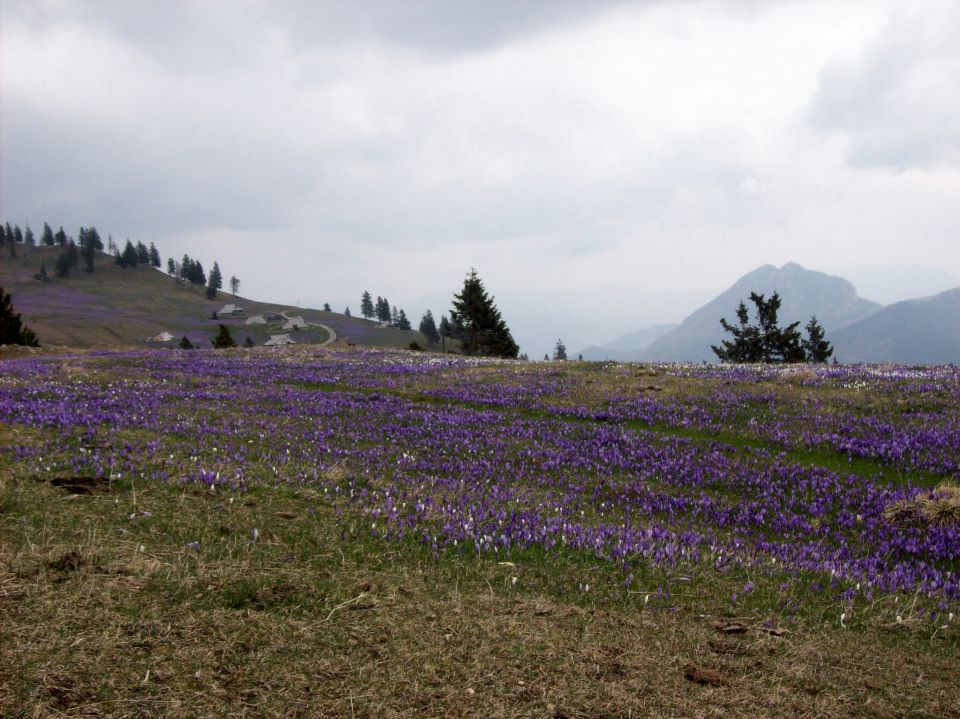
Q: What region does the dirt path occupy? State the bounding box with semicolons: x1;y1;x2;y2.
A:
280;311;337;346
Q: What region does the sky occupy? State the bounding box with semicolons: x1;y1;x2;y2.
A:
2;0;959;355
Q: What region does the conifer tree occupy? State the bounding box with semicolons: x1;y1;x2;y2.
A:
148;243;161;268
397;309;411;331
419;310;440;345
41;223;55;246
376;297;391;323
179;336;194;349
553;339;567;361
0;287;39;346
24;226;35;247
449;269;518;358
54;227;67;247
121;240;138;267
212;324;236;348
361;291;374;320
136;241;150;264
803;315;833;363
713;292;805;363
206;261;223;300
167;258;177;277
230;276;240;296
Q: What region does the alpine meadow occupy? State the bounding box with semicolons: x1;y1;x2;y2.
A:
3;1;960;717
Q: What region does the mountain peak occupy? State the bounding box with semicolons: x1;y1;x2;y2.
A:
643;263;880;362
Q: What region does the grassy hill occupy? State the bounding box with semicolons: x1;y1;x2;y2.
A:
0;246;432;350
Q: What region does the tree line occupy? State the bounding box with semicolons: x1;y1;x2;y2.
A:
2;219;239;302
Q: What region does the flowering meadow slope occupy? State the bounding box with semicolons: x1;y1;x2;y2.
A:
3;347;959;616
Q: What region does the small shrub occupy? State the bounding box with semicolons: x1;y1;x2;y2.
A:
409;340;423;351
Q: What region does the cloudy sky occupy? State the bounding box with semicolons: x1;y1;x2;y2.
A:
2;0;959;353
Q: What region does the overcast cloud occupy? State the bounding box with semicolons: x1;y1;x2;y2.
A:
2;0;959;354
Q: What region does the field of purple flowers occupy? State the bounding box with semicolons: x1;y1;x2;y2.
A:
3;346;959;623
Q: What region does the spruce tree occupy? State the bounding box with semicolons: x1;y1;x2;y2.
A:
54;227;67;247
179;336;194;349
206;261;223;300
0;287;39;346
553;339;567;361
42;222;55;246
449;269;518;358
419;310;440;345
121;240;138;267
135;241;150;264
148;243;161;268
212;324;236;348
803;315;833;363
361;291;374;320
24;226;35;247
230;276;240;296
397;309;411;330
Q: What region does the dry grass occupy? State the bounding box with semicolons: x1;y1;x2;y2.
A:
885;484;960;528
3;468;958;719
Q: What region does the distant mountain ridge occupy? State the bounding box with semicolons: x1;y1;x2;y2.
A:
641;263;882;362
577;324;678;361
831;288;960;363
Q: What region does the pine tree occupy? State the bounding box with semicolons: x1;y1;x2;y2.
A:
41;223;55;246
121;240;138;267
803;315;833;363
179;336;194;349
438;315;452;337
713;292;804;364
361;291;374;320
419;310;440;345
24;226;35;247
397;309;411;330
148;243;161;268
323;303;332;312
344;307;351;317
553;339;567;361
79;226;101;273
135;241;150;264
230;276;240;296
212;324;236;348
167;258;177;277
0;287;39;346
206;261;223;300
55;227;67;247
376;297;391;323
449;269;518;358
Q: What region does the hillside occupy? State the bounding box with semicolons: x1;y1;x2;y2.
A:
0;247;431;350
642;263;881;362
832;288;960;363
